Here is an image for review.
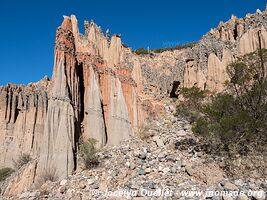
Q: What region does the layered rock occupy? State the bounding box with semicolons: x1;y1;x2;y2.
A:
2;5;267;198
0;79;49;169
182;7;267;91
1;14;146;194
36;15;145;179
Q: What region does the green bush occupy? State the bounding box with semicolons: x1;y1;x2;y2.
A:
134;42;197;55
0;168;14;182
135;48;149;55
79;138;99;169
153;42;196;53
191;49;267;156
13;153;31;169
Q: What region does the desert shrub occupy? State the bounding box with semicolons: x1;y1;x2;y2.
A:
79;138;99;169
192;49;267;156
137;123;150;140
135;48;149;55
0;168;14;182
41;168;58;182
135;42;197;55
13;153;31;169
153;42;197;53
35;167;58;188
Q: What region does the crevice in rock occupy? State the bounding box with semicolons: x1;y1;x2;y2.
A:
13;96;19;124
170;81;180;98
100;100;108;144
233;24;238;40
258;30;265;77
74;62;85;170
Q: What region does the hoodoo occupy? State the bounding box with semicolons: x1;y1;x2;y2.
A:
1;5;267;198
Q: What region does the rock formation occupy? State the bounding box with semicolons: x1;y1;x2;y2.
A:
1;14;146;194
1;5;267;198
182;7;267;91
0;79;48;169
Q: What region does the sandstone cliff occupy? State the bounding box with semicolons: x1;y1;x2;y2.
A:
1;15;146;195
1;6;267;198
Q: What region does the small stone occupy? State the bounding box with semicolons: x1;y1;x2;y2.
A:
181;159;186;167
154;136;164;147
145;167;151;174
125;161;131;168
130;163;136;170
79;182;87;189
234;179;244;187
162;167;170;174
87;178;96;185
260;182;267;189
224;182;239;191
60;179;67;186
19;192;31;199
252;190;266;200
148;181;156;189
59;186;66;194
139;152;147;160
238;194;249;200
158;152;167;160
166;155;176;161
222;194;234;200
138;168;146;175
185;165;194;176
170;167;177;173
177;129;187;136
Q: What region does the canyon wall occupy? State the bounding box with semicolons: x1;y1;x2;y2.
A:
182;7;267;92
1;6;267;197
1;15;146;194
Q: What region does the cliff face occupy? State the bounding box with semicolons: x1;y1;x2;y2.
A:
36;16;146;180
182;7;267;91
1;15;146;195
136;7;267;94
0;79;49;169
1;6;267;197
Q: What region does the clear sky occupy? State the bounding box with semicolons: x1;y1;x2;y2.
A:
0;0;266;85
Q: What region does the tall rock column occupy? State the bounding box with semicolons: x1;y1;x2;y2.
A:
37;16;80;179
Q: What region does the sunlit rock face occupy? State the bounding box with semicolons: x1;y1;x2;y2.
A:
2;6;267;197
0;79;49;169
35;16;145;179
0;15;146;189
182;8;267;92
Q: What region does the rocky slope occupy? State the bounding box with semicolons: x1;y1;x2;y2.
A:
0;5;267;199
3;101;267;200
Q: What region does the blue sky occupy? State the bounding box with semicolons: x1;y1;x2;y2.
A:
0;0;266;85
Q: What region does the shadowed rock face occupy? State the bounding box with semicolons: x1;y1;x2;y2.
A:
1;6;267;197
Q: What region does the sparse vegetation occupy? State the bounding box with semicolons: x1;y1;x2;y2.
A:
13;153;31;169
35;167;58;188
0;167;14;182
135;48;149;55
134;42;197;55
177;49;267;156
137;123;151;140
41;168;58;182
79;138;99;169
153;42;197;53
